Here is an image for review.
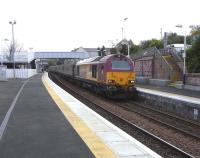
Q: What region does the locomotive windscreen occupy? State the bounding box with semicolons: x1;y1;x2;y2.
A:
111;61;131;70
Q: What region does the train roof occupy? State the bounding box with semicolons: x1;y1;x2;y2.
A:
76;54;130;65
76;56;100;65
98;54;130;62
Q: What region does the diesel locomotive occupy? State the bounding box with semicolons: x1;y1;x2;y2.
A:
49;54;137;98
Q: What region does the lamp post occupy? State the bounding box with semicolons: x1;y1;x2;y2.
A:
122;17;128;40
122;18;130;57
9;20;16;78
176;24;186;84
127;42;130;58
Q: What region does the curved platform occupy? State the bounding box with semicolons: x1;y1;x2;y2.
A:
42;73;161;158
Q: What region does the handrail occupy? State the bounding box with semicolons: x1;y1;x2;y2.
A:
159;48;183;62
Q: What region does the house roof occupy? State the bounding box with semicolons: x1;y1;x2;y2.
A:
116;39;133;47
75;47;111;53
83;48;98;52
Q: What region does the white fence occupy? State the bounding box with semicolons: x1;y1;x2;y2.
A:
0;66;7;81
6;69;37;79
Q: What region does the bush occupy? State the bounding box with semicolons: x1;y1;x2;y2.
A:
187;34;200;73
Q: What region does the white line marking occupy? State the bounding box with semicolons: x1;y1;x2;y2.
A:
0;80;28;140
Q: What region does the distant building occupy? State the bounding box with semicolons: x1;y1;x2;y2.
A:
0;51;35;69
166;44;191;54
0;51;37;78
115;39;133;48
115;39;134;54
74;47;111;58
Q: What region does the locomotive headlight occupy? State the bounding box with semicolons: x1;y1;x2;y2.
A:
108;79;114;83
129;80;134;84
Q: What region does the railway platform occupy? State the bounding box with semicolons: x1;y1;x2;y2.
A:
136;83;200;99
0;74;95;158
0;74;162;158
136;83;200;121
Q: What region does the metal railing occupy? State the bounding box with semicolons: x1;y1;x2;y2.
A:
159;48;183;62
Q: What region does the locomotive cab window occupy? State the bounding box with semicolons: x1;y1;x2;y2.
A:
111;61;130;70
92;65;97;78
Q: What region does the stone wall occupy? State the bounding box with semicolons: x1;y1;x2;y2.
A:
138;91;200;121
186;73;200;86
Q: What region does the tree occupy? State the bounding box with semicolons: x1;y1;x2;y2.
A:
186;33;200;73
110;47;117;54
140;40;151;49
167;32;191;45
190;25;200;36
190;25;200;43
6;40;24;61
129;44;141;54
149;39;163;49
140;39;163;50
119;44;128;55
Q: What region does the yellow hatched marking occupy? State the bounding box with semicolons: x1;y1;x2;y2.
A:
42;76;118;158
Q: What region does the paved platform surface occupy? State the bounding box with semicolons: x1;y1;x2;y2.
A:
0;74;162;158
0;79;24;124
136;84;200;99
43;73;161;158
0;74;95;158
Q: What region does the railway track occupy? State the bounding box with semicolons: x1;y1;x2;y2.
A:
49;72;195;158
117;101;200;140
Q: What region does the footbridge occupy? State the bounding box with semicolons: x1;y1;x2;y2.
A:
34;51;89;59
34;51;89;72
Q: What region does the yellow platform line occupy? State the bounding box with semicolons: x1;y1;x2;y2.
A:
42;76;118;158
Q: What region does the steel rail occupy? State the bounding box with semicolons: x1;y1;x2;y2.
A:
120;101;200;140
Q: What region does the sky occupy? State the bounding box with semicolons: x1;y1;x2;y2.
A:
0;0;199;52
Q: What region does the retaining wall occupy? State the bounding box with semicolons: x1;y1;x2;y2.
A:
186;73;200;86
138;90;200;121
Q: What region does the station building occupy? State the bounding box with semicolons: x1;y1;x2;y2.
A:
0;51;89;80
0;51;36;79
